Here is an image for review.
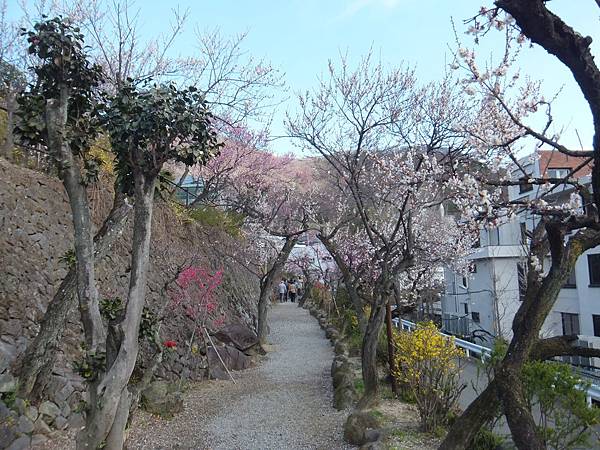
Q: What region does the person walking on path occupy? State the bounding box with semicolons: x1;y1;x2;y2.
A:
288;279;298;303
278;279;287;303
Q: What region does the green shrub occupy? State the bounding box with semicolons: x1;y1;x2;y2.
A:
522;360;600;449
470;428;505;450
187;206;244;236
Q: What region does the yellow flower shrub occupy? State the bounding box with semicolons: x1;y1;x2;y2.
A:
393;321;465;432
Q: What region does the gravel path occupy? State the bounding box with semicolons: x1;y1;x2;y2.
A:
128;303;351;450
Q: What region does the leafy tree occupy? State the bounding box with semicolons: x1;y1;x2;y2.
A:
15;17;219;449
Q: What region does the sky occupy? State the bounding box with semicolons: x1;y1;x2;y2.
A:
9;0;600;155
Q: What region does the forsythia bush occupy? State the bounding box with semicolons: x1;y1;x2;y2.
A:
393;321;465;432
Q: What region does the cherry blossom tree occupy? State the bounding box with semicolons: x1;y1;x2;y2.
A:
440;4;600;449
287;52;480;406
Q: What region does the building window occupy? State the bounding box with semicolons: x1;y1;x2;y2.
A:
463;303;469;315
593;315;600;337
520;222;528;245
461;275;468;289
519;177;533;193
561;312;580;335
488;228;500;246
588;254;600;286
469;263;477;274
563;269;576;288
471;312;480;323
547;167;570;179
472;236;480;248
517;262;527;301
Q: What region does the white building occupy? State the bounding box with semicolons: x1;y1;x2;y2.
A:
442;151;600;366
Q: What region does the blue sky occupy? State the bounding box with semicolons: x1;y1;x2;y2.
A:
11;0;600;154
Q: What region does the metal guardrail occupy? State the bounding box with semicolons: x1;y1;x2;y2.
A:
392;317;600;406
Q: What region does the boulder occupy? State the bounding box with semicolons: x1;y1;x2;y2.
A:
39;401;60;420
334;341;348;356
332;369;353;389
31;434;48;447
13;398;26;415
140;381;184;419
207;345;252;380
343;410;384;445
54;415;68;430
0;424;17;449
333;385;356;410
213;323;259;352
24;406;38;422
16;415;34;434
32;417;51;435
0;373;16;393
359;438;386;450
0;400;11;421
6;435;30;450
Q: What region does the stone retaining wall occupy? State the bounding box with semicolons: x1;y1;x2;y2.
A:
0;158;260;447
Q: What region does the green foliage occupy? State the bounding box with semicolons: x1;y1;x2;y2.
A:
470;428;505;450
16;17;104;159
522;361;600;449
0;388;17;409
139;307;158;342
59;249;76;268
354;378;365;395
105;81;222;194
187;206;245;237
100;297;157;342
73;351;106;381
99;297;123;321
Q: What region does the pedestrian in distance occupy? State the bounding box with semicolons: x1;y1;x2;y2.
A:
278;279;287;303
288;279;298;303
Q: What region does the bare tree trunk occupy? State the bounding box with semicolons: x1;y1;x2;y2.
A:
318;234;367;332
257;236;298;344
46;88;104;355
16;192;131;401
77;174;156;449
439;379;501;450
357;298;386;409
384;298;398;394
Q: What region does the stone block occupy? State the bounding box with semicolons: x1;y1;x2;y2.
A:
54;415;68;430
0;373;16;393
24;406;38;422
31;434;48;446
39;401;60;420
6;435;30;450
16;415;34;434
32;417;51;435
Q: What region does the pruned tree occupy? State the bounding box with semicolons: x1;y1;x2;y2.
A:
15;17;219;449
440;4;600;449
13;0;283;401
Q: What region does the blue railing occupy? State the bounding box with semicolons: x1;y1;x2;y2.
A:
392;318;600;405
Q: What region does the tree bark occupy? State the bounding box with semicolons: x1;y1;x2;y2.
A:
257;236;298;345
77;173;156;449
16;192;131;401
47;90;105;355
384;298;398;394
318;234;367;332
357;298;386;409
438;379;501;450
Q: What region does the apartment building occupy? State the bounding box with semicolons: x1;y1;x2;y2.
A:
441;151;600;361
